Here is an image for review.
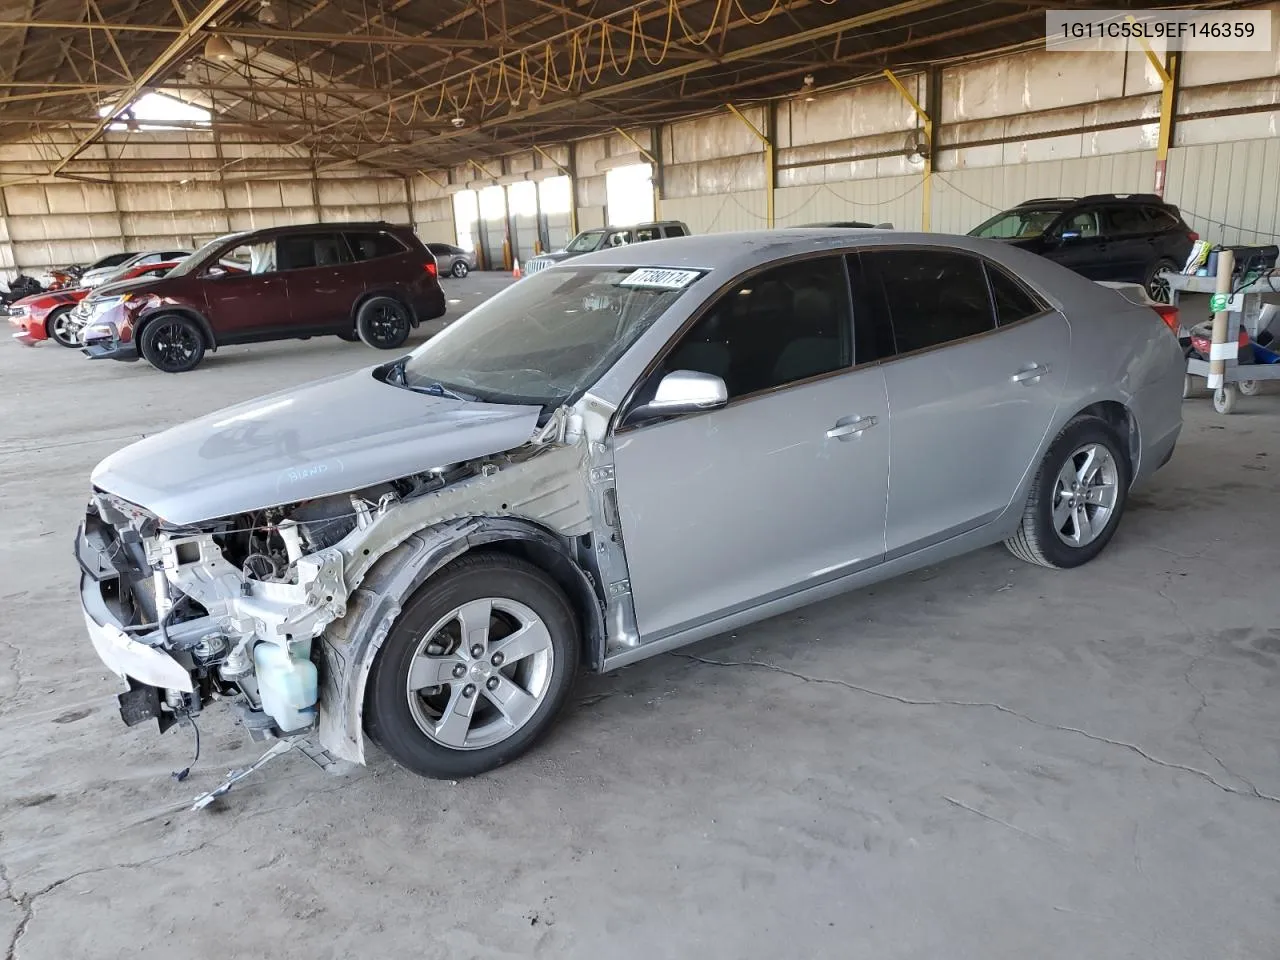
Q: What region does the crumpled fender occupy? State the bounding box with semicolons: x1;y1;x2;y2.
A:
315;516;604;764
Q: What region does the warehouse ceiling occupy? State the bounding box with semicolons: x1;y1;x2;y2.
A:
0;0;1231;176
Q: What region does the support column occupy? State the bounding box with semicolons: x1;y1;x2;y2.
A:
1131;15;1179;197
884;69;931;231
726;103;773;227
403;175;415;229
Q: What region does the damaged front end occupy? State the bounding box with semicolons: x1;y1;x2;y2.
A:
76;414;618;761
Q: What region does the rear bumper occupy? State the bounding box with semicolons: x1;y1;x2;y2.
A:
413;286;448;323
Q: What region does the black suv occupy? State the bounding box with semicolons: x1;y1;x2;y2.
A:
969;193;1197;300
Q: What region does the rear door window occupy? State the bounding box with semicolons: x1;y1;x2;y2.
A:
1143;206;1181;232
1104;206;1152;237
862;249;996;356
277;233;350;270
663;224;688;238
345;231;408;261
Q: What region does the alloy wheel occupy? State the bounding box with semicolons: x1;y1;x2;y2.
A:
405;597;555;751
151;320;199;370
369;303;409;345
49;311;77;346
1051;443;1119;547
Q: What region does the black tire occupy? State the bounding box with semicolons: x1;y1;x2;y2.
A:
1145;258;1178;303
139;315;206;373
356;296;412;349
47;307;78;347
364;552;580;779
451;260;469;278
1005;415;1131;569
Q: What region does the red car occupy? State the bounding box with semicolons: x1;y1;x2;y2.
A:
81;221;446;373
6;260;181;347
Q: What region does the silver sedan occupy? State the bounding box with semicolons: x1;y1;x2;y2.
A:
78;231;1183;781
426;242;477;278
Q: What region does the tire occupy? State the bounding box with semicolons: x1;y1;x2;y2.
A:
356;296;412;349
139;315;206;373
47;307;78;347
451;260;469;278
1238;379;1260;397
364;552;580;779
1145;258;1177;303
1213;384;1239;414
1005;415;1131;569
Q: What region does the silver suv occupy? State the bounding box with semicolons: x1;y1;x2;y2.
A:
524;220;689;275
76;230;1182;782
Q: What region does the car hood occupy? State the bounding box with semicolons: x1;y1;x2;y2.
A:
91;368;543;525
89;274;174;300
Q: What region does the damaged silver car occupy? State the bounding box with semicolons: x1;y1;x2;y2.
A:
76;231;1184;779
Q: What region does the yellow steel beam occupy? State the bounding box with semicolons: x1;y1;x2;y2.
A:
532;144;568;174
883;68;932;231
613;126;656;165
726;103;773;228
468;158;502;182
1127;17;1176;196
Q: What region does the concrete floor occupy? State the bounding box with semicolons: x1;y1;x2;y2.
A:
1;274;1278;959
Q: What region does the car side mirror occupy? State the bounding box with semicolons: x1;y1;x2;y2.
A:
204;265;227;278
627;370;728;424
1057;230;1081;243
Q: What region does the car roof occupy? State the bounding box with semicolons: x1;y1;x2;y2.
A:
212;221;408;246
573;228;1011;275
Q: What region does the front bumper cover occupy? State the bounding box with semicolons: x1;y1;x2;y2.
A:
82;336;139;361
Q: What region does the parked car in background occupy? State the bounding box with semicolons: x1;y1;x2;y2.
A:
63;260;186;345
9;259;183;347
81;249;192;288
80;221;446;372
523;220;690;275
968;193;1197;301
426;242;477;278
76;230;1183;780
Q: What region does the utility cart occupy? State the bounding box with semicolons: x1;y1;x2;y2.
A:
1159;267;1280;415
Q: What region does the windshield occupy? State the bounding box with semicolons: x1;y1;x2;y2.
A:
970;207;1065;239
167;232;251;277
565;230;607;253
399;265;699;407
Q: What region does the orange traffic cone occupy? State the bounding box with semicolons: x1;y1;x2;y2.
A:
512;258;522;279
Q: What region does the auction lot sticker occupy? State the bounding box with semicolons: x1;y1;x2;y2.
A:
620;268;701;289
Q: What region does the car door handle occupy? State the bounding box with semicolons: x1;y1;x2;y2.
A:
826;415;878;440
1011;364;1050;384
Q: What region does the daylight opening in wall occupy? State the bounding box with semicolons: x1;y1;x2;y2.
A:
507;181;537;218
606;163;654;225
101;92;211;130
453;190;479;250
478;184;507;222
538;176;571;215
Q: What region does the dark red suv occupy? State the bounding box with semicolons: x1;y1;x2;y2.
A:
80;221;447;372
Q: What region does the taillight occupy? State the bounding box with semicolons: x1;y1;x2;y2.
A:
1152;304;1179;333
424;261;438;278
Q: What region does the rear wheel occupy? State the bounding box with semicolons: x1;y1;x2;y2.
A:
1005;416;1130;569
364;553;579;779
47;307;78;347
451;260;469;278
139;315;205;373
1238;379;1260;397
1145;258;1178;303
1214;384;1239;414
356;296;411;349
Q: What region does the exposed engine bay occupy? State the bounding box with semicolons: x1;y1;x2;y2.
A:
75;409;616;760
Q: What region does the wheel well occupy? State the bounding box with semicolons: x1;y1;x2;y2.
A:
1077;401;1137;472
471;539;605;670
136;309;215;349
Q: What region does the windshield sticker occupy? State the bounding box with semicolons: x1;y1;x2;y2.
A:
619;268;700;290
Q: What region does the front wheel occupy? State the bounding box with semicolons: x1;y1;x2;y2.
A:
451;260;469;278
47;307;78;347
356;296;412;349
1005;416;1130;569
364;553;580;779
1213;384;1239;414
139;315;205;373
